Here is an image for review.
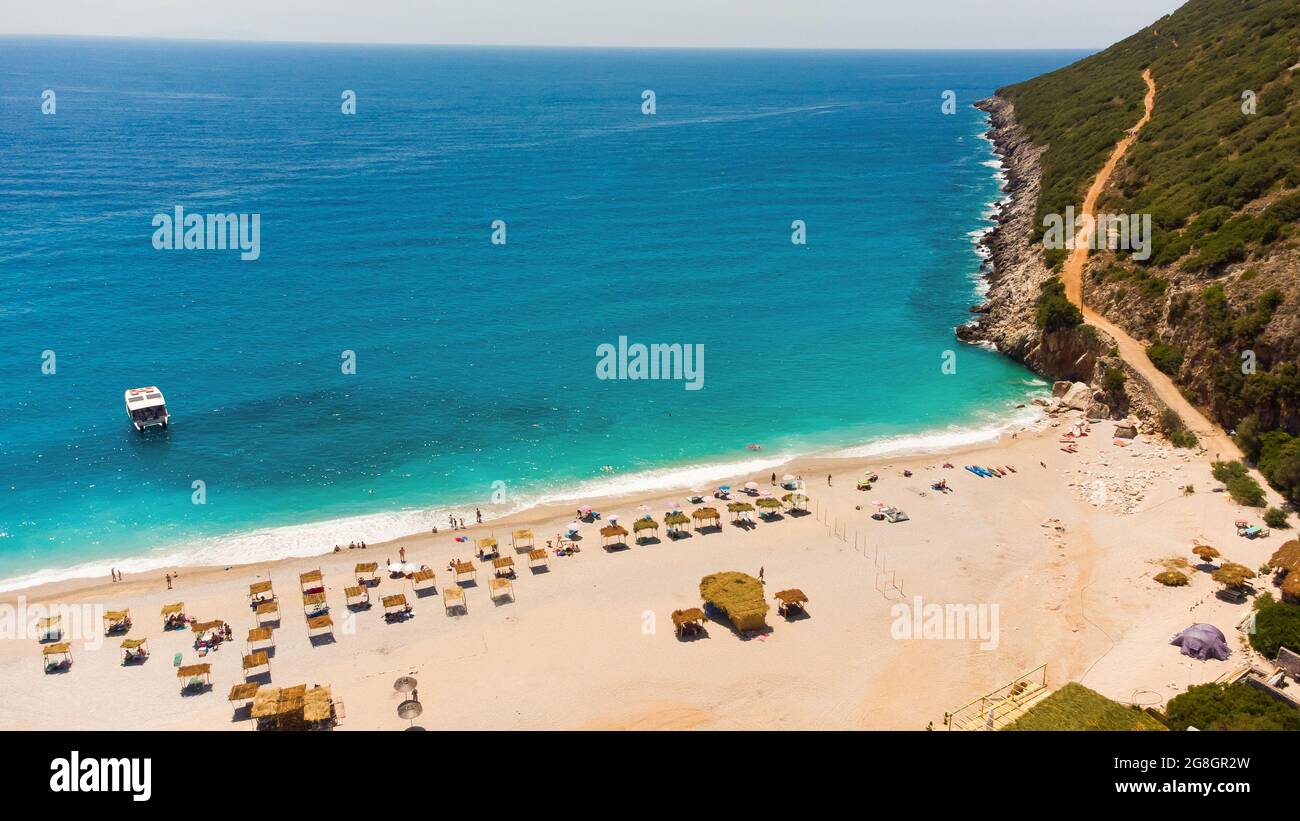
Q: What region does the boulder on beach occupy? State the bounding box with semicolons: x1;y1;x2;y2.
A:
1060;382;1093;411
1086;401;1111;419
1114;424;1138;439
1052;381;1072;398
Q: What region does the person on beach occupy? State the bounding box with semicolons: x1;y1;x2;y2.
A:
827;474;832;486
771;472;776;485
111;568;117;582
165;572;172;589
759;566;765;583
476;508;482;524
399;547;406;562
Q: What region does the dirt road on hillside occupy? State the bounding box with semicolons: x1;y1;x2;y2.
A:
1061;69;1242;461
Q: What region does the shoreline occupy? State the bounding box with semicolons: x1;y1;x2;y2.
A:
2;403;1048;598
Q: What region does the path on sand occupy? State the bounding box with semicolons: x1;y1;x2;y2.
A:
1061;69;1242;462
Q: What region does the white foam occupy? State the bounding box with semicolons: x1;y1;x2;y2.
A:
826;405;1046;460
530;453;796;505
0;405;1049;593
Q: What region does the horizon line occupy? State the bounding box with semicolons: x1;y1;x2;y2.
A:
0;32;1106;53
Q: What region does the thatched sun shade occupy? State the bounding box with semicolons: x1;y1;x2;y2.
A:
37;615;61;630
229;682;260;703
243;651;269;671
248;580;274;598
633;518;659;532
454;561;475;575
43;642;72;655
493;556;514;570
382;594;409;610
774;589;808;605
344;585;366;601
664;512;690;527
699;571;769;631
306;614;333;631
411;568;435;584
355;562;379;575
160;602;184;616
755;497;783;509
1192;545;1221;560
191;619;225;634
726;502;754;513
177;663;211;678
248;627;273;644
121;638;148;650
302;592;327;609
671;608;706;627
691;507;720;520
302;686;333;723
299;569;323;586
489;578;513;599
1212;563;1255;588
103;610;130;636
600;524;629;538
251;684;308;719
1282;572;1300;601
444;587;466;609
1269;540;1300;572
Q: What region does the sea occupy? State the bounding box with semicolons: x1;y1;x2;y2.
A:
0;39;1090;590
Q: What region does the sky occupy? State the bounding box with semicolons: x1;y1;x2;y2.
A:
0;0;1188;50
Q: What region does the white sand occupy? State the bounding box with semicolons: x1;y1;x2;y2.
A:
0;411;1285;730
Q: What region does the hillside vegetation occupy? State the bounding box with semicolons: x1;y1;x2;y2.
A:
999;0;1300;504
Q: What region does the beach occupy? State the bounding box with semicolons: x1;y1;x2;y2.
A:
0;408;1282;730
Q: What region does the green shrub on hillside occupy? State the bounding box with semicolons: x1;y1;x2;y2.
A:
1249;593;1300;659
1146;341;1184;376
1213;460;1267;506
1034;277;1083;333
1165;682;1300;731
1264;507;1290;529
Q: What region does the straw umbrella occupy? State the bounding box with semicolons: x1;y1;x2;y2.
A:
632;517;659;543
1212;563;1255;601
756;497;783;517
727;501;754;523
1191;544;1221;568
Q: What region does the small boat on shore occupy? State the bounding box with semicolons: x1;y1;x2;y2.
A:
124;386;169;431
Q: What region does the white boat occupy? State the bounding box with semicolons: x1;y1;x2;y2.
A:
124;386;169;431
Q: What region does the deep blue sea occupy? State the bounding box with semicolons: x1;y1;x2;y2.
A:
0;39;1089;589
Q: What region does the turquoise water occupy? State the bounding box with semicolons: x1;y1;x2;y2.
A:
0;40;1086;588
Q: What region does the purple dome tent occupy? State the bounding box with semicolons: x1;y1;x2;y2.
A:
1170;623;1231;661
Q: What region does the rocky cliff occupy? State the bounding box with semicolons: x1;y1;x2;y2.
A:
957;97;1167;426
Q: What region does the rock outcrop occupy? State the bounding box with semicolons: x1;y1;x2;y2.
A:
957;96;1168;426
